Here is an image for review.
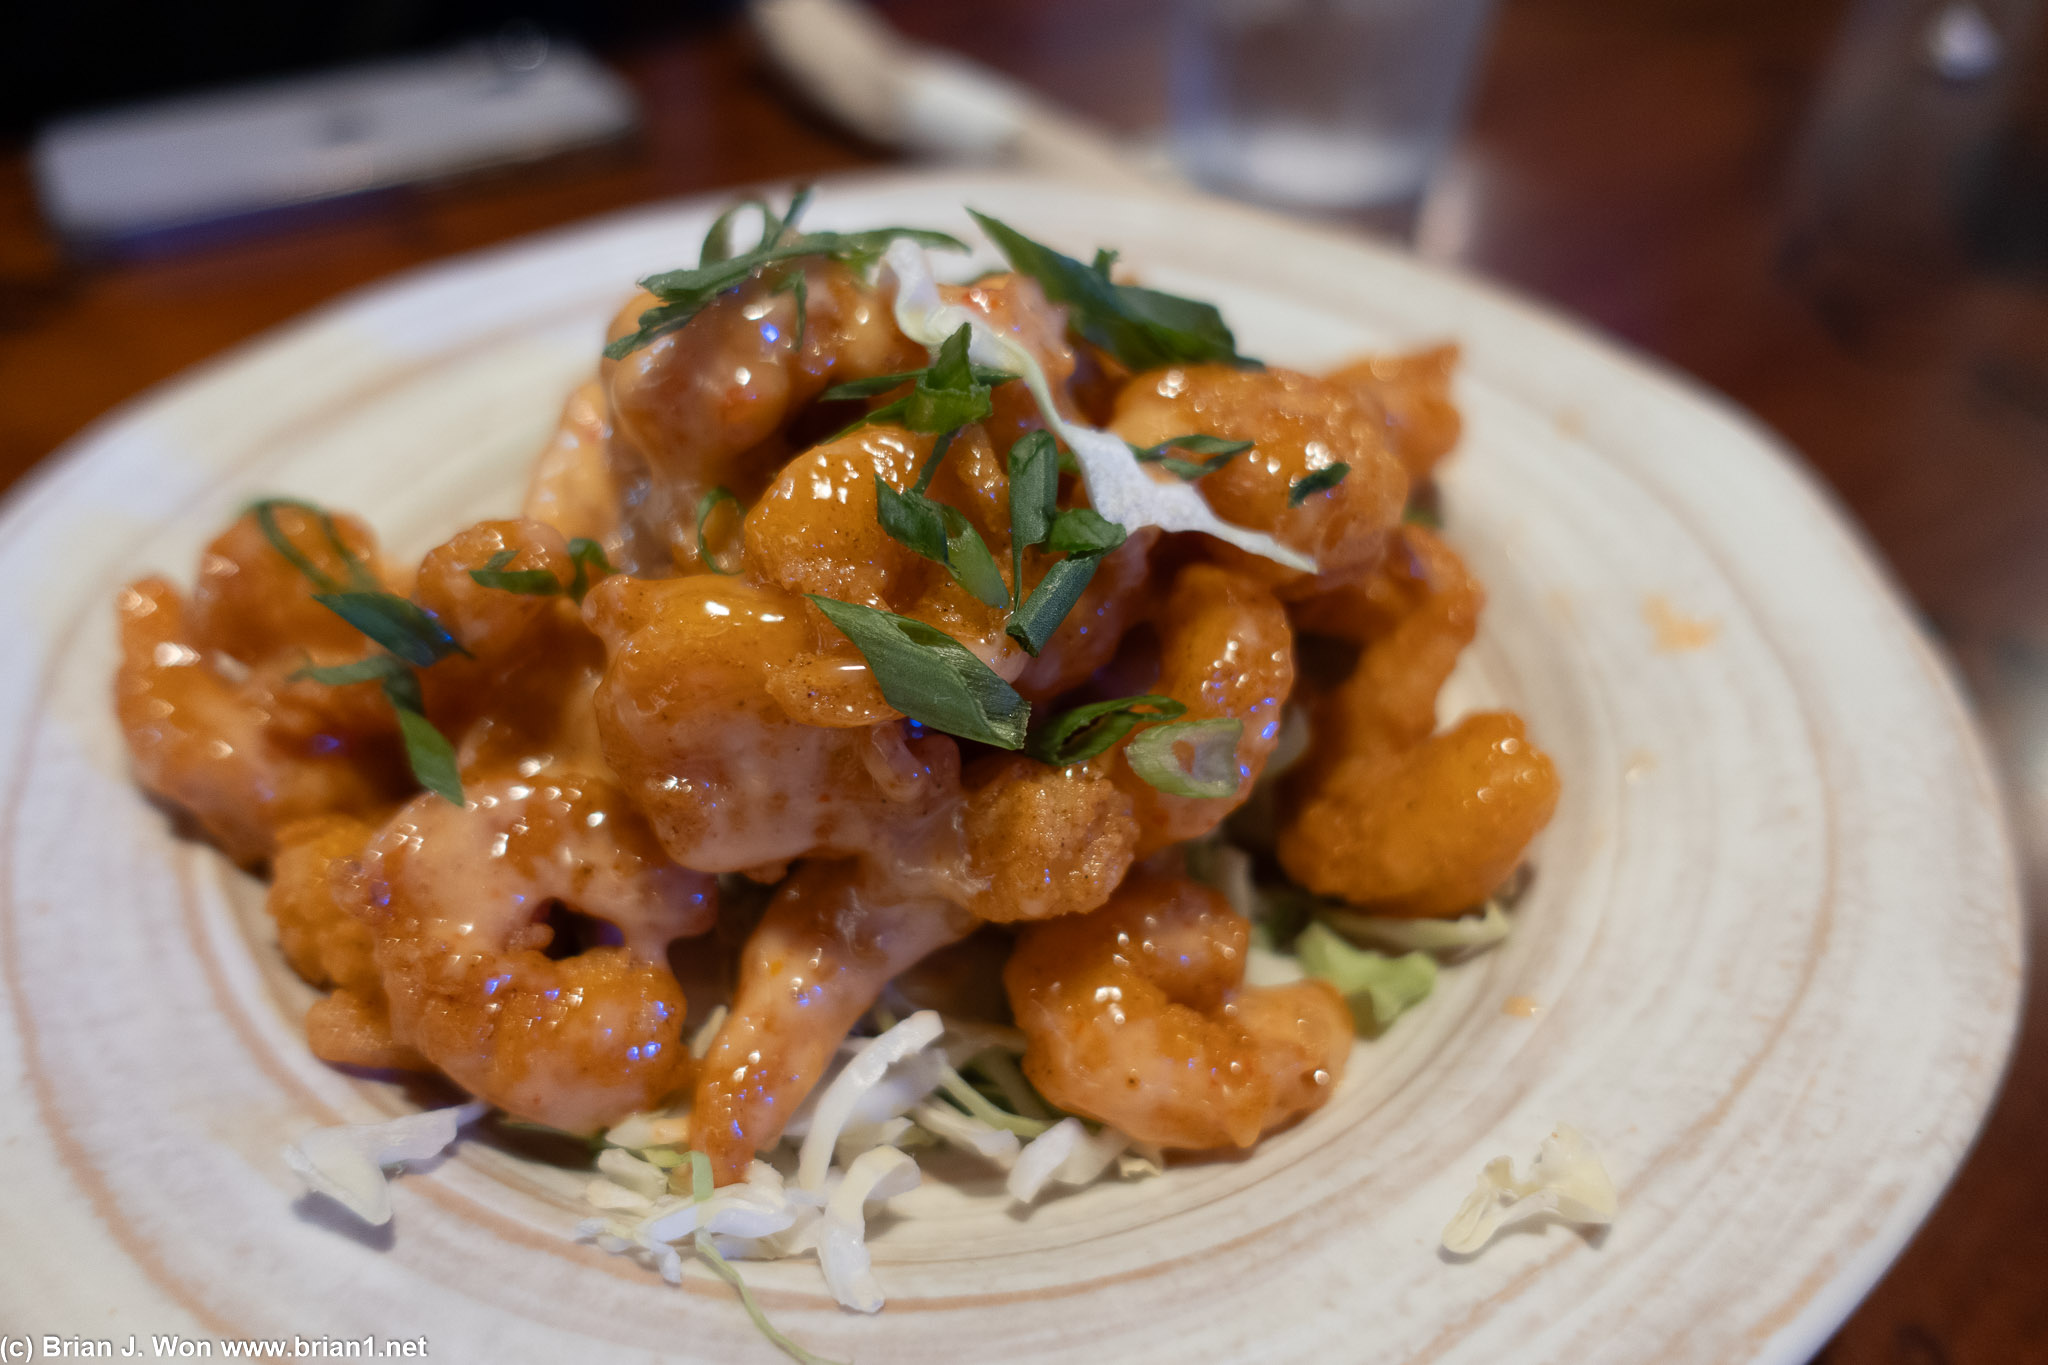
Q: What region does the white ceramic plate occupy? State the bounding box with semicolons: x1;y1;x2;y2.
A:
0;174;2021;1364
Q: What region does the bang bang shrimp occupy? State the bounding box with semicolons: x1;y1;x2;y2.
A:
1005;868;1351;1149
357;774;717;1133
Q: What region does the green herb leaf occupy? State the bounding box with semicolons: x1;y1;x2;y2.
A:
1123;716;1243;798
468;549;563;596
1046;507;1127;556
1131;434;1254;481
1006;429;1061;594
311;592;467;668
821;363;1015;402
249;498;378;594
807;596;1029;749
942;507;1010;609
695;488;744;575
566;538;615;603
774;268;807;350
1004;552;1103;657
604;189;966;360
290;656;407;687
874;476;950;562
1288;463;1352;506
381;673;464;806
969;211;1251;371
1293;922;1437;1035
1026;693;1186;766
700;197;774;264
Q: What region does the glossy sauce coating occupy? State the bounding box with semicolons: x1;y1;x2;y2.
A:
358;773;716;1132
1005;868;1351;1148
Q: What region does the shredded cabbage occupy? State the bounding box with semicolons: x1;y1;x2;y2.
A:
281;1100;486;1226
818;1147;921;1313
797;1011;945;1190
1441;1125;1617;1256
1294;921;1437;1033
1320;901;1513;958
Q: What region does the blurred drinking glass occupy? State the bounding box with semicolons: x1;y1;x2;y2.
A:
1170;0;1498;229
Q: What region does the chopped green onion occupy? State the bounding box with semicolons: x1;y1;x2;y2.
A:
1130;434;1254;481
969;211;1253;371
1004;552;1104;657
1026;694;1185;766
249;497;378;594
1124;717;1243;799
565;538;615;603
695;487;745;575
1046;507;1127;556
310;591;468;668
605;188;965;360
467;548;562;596
1288;463;1351;506
807;596;1029;749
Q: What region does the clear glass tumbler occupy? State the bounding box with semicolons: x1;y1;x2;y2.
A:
1170;0;1499;216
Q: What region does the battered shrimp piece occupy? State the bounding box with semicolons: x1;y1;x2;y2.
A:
960;754;1138;922
269;815;424;1071
414;519;609;776
1280;526;1558;916
359;774;717;1133
742;425;939;611
584;573;962;873
520;379;621;545
1290;525;1482;792
115;578;403;867
1005;869;1351;1149
1114;563;1295;855
1110;364;1407;594
1325;345;1463;482
694;859;974;1182
1280;713;1560;918
603;261;925;567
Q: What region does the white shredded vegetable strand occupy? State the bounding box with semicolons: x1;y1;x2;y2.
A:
885;238;1312;572
1442;1124;1617;1256
689;1005;729;1060
911;1100;1021;1168
818;1146;921;1313
797;1010;944;1190
596;1147;670;1201
281;1100;486;1226
1007;1117;1085;1203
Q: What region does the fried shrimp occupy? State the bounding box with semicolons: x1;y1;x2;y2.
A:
1280;526;1559;916
1324;345;1463;483
115;506;412;865
269;815;424;1071
694;859;973;1182
413;518;610;777
358;774;717;1133
584;572;963;874
603;261;925;569
1110;363;1407;593
520;379;621;547
1005;868;1351;1149
1115;562;1295;854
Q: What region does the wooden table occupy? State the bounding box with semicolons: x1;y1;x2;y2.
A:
1;1;2040;1357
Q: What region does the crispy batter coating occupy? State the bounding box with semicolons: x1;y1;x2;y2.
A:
1325;345;1463;482
519;378;621;546
1280;712;1560;918
114;507;411;865
270;815;425;1071
583;572;963;873
1280;527;1558;915
1110;363;1408;594
358;773;716;1132
961;754;1138;922
1006;868;1350;1148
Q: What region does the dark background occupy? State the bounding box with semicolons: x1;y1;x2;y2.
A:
2;1;2045;1360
